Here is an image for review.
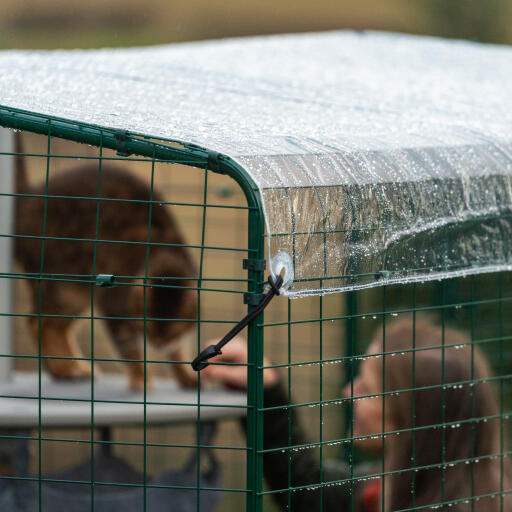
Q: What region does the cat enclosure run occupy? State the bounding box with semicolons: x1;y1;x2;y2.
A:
0;31;511;511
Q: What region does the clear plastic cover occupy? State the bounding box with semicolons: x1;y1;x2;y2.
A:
1;31;511;297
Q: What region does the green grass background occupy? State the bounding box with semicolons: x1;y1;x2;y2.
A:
0;0;511;50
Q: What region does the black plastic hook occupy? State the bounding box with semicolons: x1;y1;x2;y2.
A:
192;274;283;371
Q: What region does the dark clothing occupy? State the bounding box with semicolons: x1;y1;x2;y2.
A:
246;381;378;512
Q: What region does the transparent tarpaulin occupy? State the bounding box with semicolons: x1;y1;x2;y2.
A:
1;31;511;297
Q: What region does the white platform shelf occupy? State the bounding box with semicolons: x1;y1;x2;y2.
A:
0;372;247;428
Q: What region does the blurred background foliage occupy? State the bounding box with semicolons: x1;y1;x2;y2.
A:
0;0;510;50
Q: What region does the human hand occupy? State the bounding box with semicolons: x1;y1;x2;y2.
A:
200;337;279;390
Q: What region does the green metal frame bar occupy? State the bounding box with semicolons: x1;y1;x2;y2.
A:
0;104;267;512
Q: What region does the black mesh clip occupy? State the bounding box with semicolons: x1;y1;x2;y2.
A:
95;274;116;287
244;292;264;305
192;274;283;371
243;259;266;272
114;130;131;157
376;270;391;280
207;151;225;173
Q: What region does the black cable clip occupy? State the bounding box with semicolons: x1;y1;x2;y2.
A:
207;150;227;174
114;130;131;157
192;274;283;371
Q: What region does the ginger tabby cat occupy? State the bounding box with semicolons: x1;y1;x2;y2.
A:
14;135;197;391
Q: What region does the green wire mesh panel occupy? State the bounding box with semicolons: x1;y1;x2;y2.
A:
0;110;267;512
1;108;512;512
259;276;512;511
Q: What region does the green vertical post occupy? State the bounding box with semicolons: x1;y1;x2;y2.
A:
36;122;52;512
196;164;209;512
344;289;357;511
209;158;265;512
245;194;265;512
89;131;104;511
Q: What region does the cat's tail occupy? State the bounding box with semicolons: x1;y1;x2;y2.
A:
14;131;29;193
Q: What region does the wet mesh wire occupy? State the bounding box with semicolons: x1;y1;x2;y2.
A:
0;125;254;511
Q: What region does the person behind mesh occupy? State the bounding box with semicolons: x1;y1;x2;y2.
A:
202;317;511;512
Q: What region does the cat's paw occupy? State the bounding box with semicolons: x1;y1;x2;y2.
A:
47;358;93;380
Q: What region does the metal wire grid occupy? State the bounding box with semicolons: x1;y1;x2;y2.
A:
0;106;511;512
259;276;512;511
0;106;268;511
